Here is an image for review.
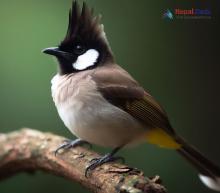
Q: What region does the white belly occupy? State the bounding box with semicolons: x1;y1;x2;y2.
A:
51;74;145;147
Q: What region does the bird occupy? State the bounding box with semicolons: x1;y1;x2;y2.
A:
42;1;220;191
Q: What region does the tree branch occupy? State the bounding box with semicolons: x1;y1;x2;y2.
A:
0;128;166;193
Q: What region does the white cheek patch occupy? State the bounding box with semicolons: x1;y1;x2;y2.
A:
73;49;99;70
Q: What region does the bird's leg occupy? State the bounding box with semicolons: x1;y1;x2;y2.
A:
54;138;92;156
85;146;124;177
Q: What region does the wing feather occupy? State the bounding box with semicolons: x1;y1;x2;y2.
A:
92;65;175;134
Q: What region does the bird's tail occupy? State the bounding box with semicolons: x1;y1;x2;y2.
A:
176;136;220;191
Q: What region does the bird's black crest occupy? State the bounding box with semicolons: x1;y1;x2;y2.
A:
59;1;114;65
61;1;104;46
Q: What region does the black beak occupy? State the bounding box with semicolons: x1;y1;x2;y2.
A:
42;47;74;62
42;47;62;57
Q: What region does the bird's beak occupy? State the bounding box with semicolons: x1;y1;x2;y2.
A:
42;47;64;57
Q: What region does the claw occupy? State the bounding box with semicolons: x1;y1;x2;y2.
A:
89;157;100;164
85;146;123;177
54;139;92;156
85;154;125;177
54;142;70;156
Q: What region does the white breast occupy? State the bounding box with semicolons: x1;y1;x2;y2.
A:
51;73;145;147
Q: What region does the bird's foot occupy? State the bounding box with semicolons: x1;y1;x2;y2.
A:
54;138;92;156
85;153;125;177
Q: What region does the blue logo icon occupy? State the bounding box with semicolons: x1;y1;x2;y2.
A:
163;9;174;19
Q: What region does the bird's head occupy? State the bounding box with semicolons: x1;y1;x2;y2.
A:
43;1;114;74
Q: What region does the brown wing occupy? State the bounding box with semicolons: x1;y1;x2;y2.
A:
125;92;175;134
92;65;175;135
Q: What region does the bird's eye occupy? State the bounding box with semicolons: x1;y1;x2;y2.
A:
73;44;86;55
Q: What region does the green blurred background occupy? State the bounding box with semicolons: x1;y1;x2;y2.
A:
0;0;219;192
